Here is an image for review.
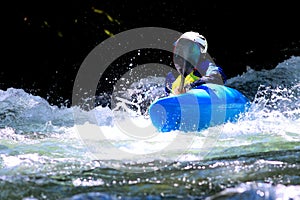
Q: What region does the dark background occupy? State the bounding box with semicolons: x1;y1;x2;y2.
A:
2;1;300;106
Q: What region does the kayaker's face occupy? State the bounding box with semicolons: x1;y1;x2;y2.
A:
173;39;201;75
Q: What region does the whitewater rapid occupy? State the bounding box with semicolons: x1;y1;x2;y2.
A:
0;56;299;199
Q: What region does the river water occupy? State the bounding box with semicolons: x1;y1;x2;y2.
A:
0;56;300;199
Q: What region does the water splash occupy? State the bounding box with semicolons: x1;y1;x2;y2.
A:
0;88;74;133
1;57;300;200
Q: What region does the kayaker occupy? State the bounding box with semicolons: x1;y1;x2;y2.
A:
165;31;227;95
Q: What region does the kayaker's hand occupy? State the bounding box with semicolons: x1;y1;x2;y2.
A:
173;87;186;95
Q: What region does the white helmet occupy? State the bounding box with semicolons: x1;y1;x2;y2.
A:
175;31;208;53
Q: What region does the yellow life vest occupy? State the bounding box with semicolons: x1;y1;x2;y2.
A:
171;71;200;94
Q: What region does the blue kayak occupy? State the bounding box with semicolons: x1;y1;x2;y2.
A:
148;83;250;132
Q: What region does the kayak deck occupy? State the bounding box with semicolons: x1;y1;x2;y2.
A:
148;84;250;132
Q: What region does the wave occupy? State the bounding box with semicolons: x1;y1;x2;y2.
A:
0;56;299;164
0;56;300;200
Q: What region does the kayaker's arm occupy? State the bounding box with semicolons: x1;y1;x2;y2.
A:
185;71;224;91
164;72;176;95
188;63;226;89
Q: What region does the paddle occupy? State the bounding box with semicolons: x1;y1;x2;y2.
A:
178;60;186;93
